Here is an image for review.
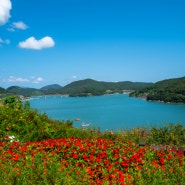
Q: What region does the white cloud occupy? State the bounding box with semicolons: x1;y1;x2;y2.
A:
8;21;28;31
7;76;29;83
2;76;44;85
0;0;12;25
72;75;77;79
33;77;44;84
18;36;55;50
12;21;28;30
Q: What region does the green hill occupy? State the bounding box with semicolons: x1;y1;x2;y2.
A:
57;79;152;97
0;87;7;94
4;79;152;97
0;87;13;101
7;86;43;97
40;84;62;95
130;76;185;103
2;77;185;102
40;84;62;90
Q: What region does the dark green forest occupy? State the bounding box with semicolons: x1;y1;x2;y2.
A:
130;76;185;103
53;79;152;97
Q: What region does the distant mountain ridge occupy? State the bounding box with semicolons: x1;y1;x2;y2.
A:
7;86;43;97
40;84;62;90
1;76;185;103
0;87;7;94
130;76;185;103
55;79;152;97
3;79;152;97
0;87;11;100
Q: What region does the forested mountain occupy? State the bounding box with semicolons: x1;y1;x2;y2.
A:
0;87;7;94
2;79;152;97
56;79;152;97
2;77;185;102
40;84;62;95
40;84;62;90
130;76;185;103
7;86;43;97
0;87;11;100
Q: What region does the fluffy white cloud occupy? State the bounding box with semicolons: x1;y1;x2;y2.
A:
0;0;12;25
18;36;55;50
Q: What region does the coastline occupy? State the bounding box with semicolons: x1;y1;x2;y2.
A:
22;94;69;101
131;95;185;105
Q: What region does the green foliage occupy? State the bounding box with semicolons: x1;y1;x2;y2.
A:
116;123;185;147
130;76;185;103
0;87;14;103
7;86;44;97
0;97;185;184
3;96;20;105
148;123;185;146
0;97;74;142
0;96;185;147
117;127;150;144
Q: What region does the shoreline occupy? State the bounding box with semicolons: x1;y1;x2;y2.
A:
23;93;185;105
131;96;185;105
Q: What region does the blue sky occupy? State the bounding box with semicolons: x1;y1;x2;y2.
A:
0;0;185;88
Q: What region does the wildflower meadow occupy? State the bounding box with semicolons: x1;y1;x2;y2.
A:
0;96;185;184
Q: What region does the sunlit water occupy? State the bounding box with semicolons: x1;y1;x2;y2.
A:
28;94;185;131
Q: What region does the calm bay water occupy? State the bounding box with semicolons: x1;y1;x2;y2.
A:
29;94;185;131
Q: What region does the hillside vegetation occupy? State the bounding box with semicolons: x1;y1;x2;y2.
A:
130;76;185;103
40;84;62;91
3;79;152;97
56;79;152;97
0;96;185;184
0;87;14;103
2;77;185;102
7;86;43;97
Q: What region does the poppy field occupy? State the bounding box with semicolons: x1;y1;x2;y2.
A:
1;137;185;184
0;96;185;184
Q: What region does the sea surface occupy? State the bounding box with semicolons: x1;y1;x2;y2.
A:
28;94;185;131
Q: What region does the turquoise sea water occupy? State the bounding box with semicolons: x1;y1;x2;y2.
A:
29;94;185;131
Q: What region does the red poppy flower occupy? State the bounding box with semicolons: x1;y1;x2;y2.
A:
73;153;78;159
